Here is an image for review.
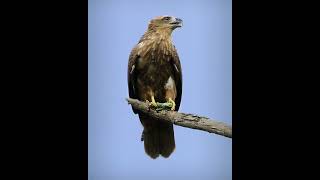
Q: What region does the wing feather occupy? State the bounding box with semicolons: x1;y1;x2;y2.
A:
128;45;140;114
171;46;182;111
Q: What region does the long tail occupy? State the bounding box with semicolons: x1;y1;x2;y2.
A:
139;113;175;159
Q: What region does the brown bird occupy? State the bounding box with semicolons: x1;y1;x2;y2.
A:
127;16;183;159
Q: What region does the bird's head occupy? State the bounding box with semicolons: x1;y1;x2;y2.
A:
148;15;183;33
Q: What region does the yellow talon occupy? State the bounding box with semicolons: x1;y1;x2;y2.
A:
168;98;176;111
150;96;157;108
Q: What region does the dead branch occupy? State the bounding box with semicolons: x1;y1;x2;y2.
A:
126;98;232;138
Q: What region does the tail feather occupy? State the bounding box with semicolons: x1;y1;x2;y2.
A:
143;127;160;159
159;122;175;158
139;113;175;159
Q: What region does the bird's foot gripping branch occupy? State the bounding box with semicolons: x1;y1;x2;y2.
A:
127;98;232;139
146;100;174;111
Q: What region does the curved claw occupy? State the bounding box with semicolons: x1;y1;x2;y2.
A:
148;96;158;109
168;98;176;111
150;101;157;108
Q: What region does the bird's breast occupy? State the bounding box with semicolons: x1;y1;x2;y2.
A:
135;39;174;85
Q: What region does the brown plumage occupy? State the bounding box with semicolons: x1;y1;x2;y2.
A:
127;16;183;159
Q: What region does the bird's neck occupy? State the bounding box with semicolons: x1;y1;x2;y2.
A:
137;30;175;61
147;27;173;39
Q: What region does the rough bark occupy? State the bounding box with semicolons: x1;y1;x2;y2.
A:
126;98;232;138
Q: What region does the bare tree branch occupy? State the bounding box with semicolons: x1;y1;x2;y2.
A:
126;98;232;138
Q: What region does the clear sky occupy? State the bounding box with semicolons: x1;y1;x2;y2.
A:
89;0;232;180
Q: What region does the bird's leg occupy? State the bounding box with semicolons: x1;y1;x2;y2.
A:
167;98;176;111
149;96;158;108
148;96;167;111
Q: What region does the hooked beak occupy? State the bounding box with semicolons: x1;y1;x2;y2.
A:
170;17;183;28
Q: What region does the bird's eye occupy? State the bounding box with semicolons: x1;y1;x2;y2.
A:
163;16;171;21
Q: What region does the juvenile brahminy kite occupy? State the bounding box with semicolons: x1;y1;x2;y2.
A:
127;16;183;159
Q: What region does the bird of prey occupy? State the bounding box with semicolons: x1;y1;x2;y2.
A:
127;16;183;159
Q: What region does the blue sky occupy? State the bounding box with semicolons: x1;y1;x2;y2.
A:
89;0;232;179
